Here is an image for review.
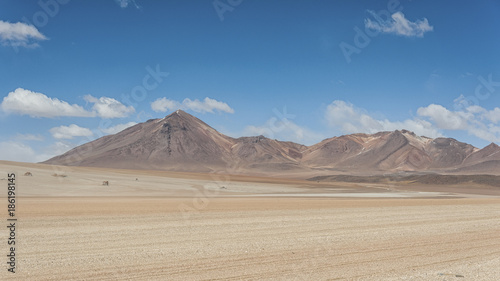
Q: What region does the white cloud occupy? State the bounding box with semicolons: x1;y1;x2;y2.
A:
182;97;234;114
468;126;499;144
1;89;136;119
1;88;93;118
151;97;234;114
15;134;44;141
42;141;73;158
151;98;180;113
365;11;433;38
484;108;500;124
414;98;500;143
467;105;486;114
325;100;441;138
0;139;76;163
33;141;75;162
50;124;94;139
100;122;137;134
416;104;469;130
0;141;38;162
243;118;324;145
0;20;47;48
84;95;135;118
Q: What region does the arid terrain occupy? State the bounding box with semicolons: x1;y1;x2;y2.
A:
1;160;500;280
3;1;499;280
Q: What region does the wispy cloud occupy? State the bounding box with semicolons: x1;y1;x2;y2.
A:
114;0;140;9
84;95;135;118
151;97;234;114
0;20;48;48
15;134;44;141
0;140;74;162
0;141;38;162
49;124;94;139
183;97;234;114
41;141;74;161
365;11;433;38
460;72;474;78
100;122;137;135
243;118;324;145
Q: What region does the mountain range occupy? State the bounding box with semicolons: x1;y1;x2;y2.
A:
43;110;500;177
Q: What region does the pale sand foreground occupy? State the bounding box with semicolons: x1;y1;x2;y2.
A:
1;161;500;280
4;198;500;280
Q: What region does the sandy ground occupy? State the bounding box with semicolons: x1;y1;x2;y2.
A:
1;161;500;280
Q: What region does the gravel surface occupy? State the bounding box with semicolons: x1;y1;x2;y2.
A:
2;197;498;280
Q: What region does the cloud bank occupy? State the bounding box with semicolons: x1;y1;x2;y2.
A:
1;88;134;119
325;100;441;138
418;96;500;143
325;98;500;143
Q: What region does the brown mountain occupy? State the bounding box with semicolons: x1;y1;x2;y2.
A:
43;110;498;176
301;130;477;173
230;136;306;172
463;142;500;165
455;143;500;174
44;110;304;174
45;110;233;172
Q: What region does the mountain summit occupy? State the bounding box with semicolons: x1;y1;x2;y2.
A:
45;110;234;172
43;111;499;176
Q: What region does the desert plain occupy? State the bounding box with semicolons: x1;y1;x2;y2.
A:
1;160;500;280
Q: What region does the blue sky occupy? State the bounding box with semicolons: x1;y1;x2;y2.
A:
1;0;500;162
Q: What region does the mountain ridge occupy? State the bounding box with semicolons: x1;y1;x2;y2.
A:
43;110;500;176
